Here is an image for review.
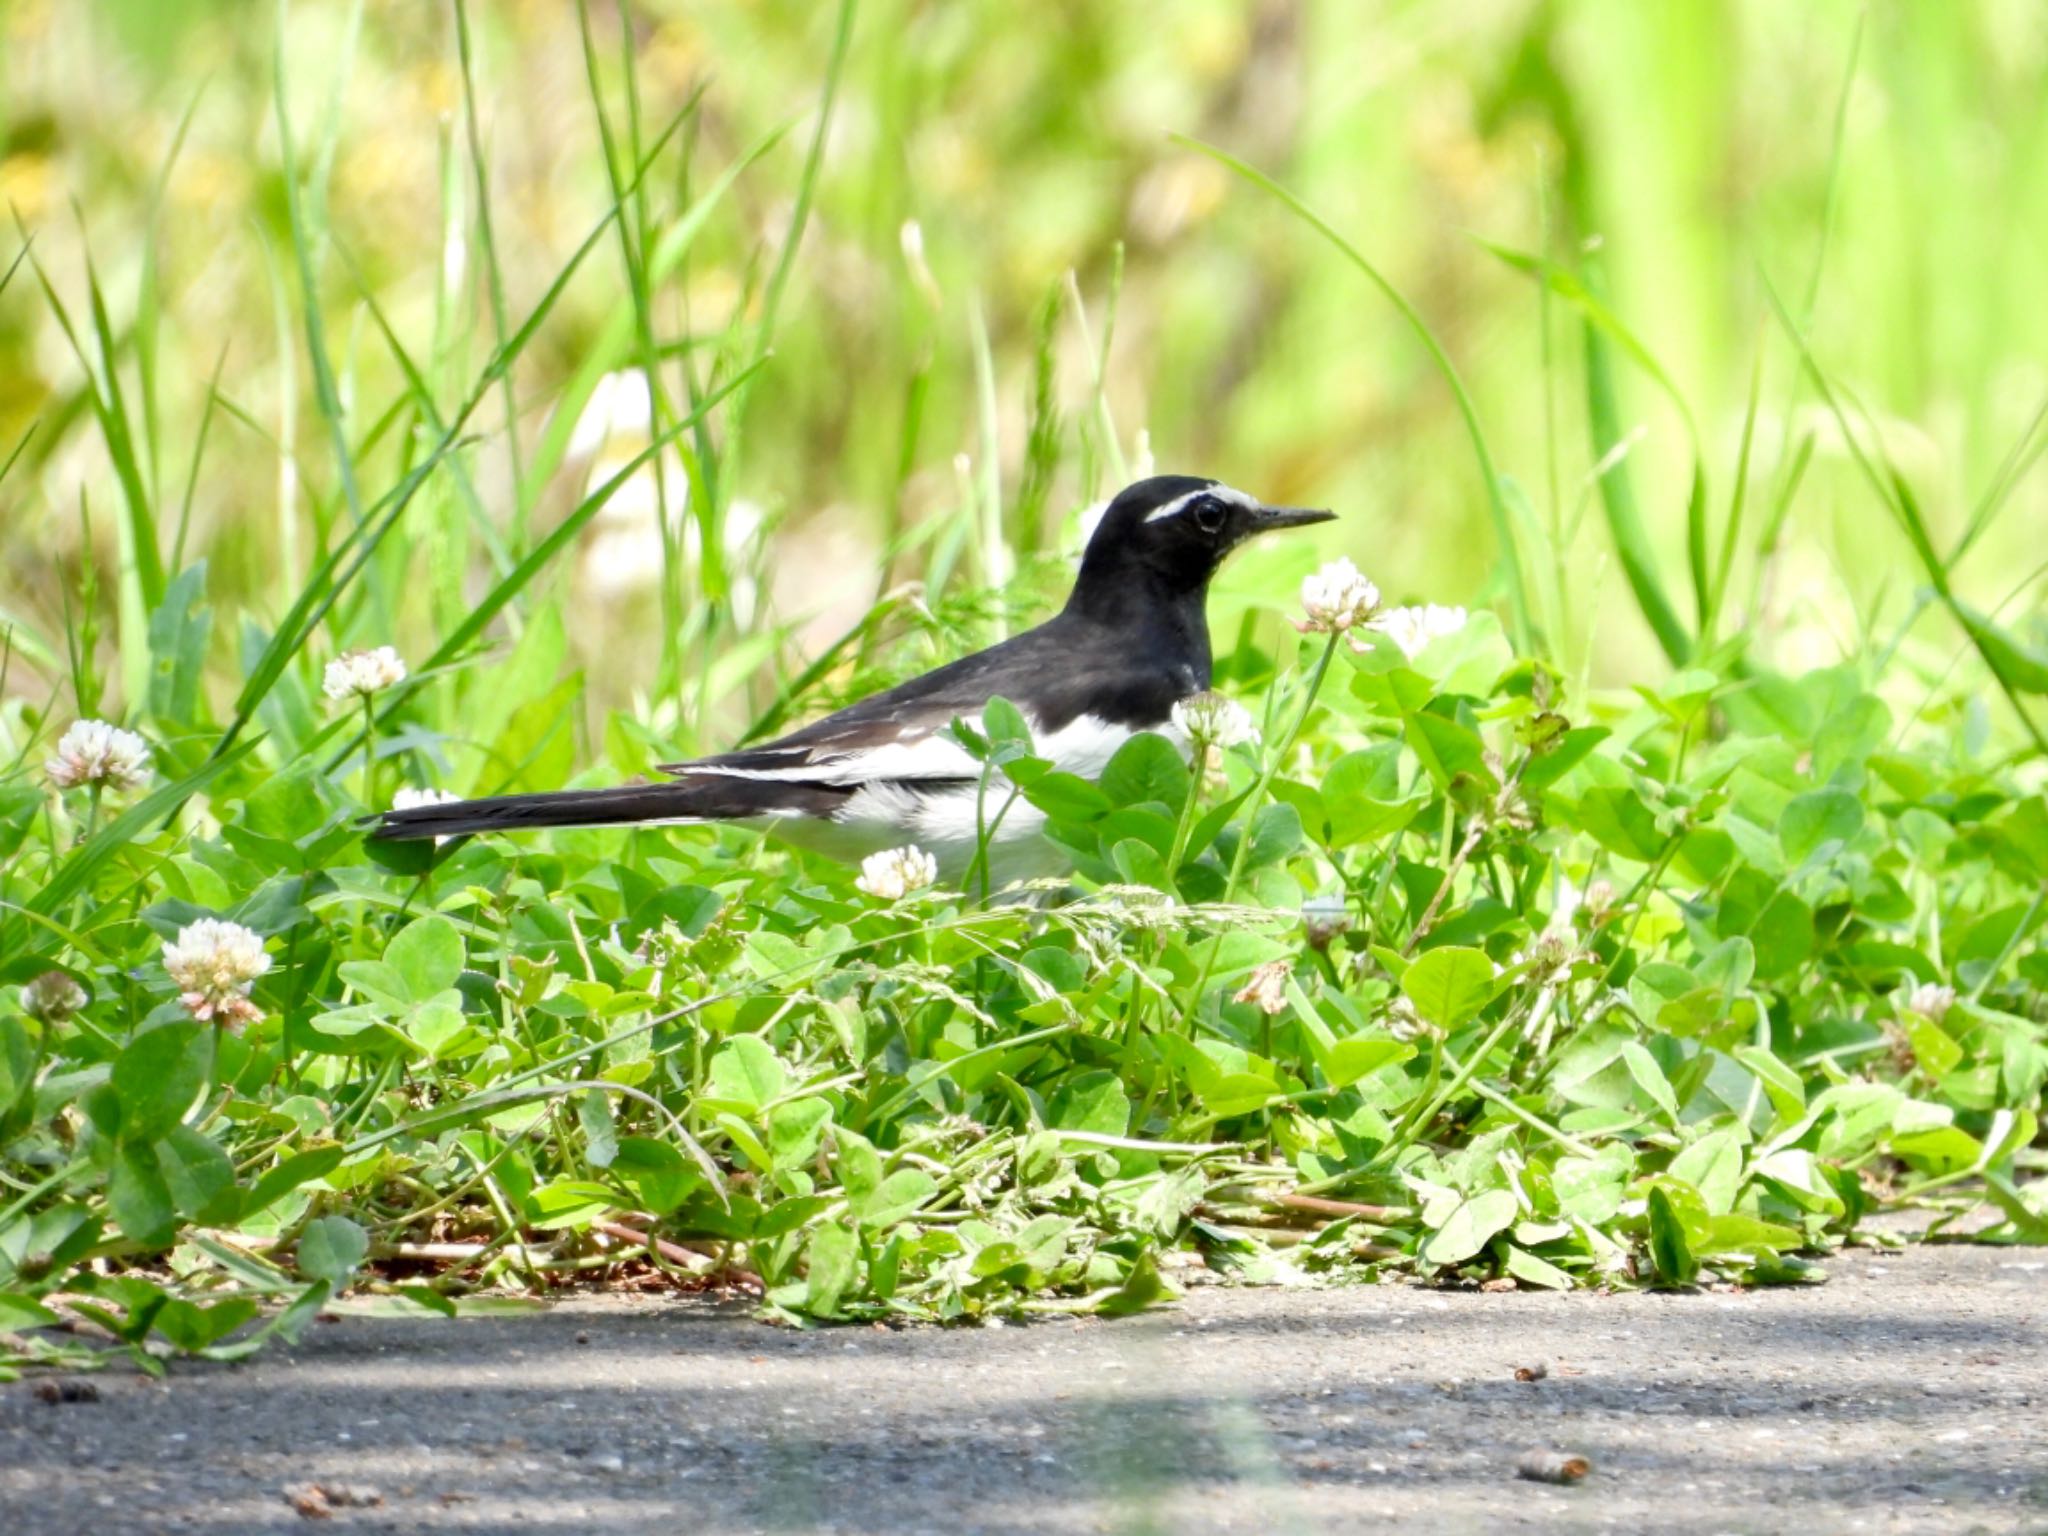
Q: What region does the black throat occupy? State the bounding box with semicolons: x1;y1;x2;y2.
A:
1060;548;1215;692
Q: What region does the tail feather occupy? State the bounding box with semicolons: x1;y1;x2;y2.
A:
366;776;850;842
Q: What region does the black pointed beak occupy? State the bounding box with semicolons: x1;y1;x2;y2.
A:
1247;504;1337;535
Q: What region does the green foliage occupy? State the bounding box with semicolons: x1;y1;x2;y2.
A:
1;2;2045;1372
3;568;2043;1360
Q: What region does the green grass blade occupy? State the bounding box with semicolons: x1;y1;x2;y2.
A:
1754;14;1862;579
700;0;855;618
1181;135;1532;651
75;235;165;611
219;92;666;737
272;0;366;530
254;218;304;592
1475;240;1702;439
755;0;857;373
1949;393;2048;568
211;226;602;762
452;0;524;513
1760;270;2046;752
1754;430;1814;570
968;301;1007;611
1683;462;1709;639
0;611;60;685
576;0;689;639
1065;251;1128;494
0;422;36;490
24;223;163;713
1951;599;2048;694
136;85;206;515
1583;310;1691;666
0;236;25;298
431;360;761;666
1801;13;1864;322
736;591;913;746
341;355;768;766
212;463;428;757
1477;237;1698;663
170;344;231;575
1014;282;1063;559
59;496;102;721
516;99;760;512
1709;333;1767;640
340;244;515;580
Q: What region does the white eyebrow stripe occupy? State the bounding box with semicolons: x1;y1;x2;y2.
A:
1141;491;1203;524
1141;483;1258;524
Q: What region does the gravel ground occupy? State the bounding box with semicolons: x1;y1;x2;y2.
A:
3;1243;2044;1535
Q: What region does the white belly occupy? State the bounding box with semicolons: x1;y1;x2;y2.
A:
729;710;1190;893
753;782;1070;889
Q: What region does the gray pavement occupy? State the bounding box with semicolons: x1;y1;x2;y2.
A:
3;1243;2044;1534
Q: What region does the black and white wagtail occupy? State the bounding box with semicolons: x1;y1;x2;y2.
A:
370;475;1334;885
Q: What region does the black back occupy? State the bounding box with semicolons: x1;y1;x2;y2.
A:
688;475;1260;774
372;474;1321;842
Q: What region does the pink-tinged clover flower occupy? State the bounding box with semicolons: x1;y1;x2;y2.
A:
45;720;151;793
1295;558;1382;636
163;919;271;1029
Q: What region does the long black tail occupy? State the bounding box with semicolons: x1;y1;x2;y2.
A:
366;775;850;842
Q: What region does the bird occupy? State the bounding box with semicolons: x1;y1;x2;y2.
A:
368;474;1334;887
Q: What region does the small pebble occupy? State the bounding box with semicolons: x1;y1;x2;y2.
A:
1515;1449;1591;1485
32;1379;100;1405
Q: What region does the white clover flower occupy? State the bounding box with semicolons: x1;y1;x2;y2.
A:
1383;995;1434;1042
1170;691;1259;751
322;646;408;702
1231;958;1292;1016
391;787;462;812
1296;558;1382;635
45;719;152;793
21;971;88;1023
1902;982;1956;1023
1373;603;1468;660
855;845;939;902
163;918;271;1029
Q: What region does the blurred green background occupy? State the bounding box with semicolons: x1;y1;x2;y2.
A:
3;0;2044;748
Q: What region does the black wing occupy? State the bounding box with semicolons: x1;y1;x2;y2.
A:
370;615;1194;843
663;614;1191;784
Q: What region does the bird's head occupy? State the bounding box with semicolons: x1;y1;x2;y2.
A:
1072;475;1335;608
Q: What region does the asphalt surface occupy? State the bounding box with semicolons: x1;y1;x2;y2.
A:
3;1244;2044;1535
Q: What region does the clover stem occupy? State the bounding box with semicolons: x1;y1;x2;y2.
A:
1177;633;1341;1033
1162;743;1208;885
1402;753;1530;956
1392;986;1551;1150
1219;632;1341;907
360;695;377;805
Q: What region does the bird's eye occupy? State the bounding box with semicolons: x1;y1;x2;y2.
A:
1192;496;1227;534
